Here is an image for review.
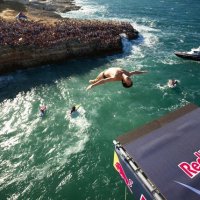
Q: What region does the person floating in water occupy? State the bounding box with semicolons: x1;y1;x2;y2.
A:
70;105;77;115
168;79;178;88
86;67;147;90
70;105;81;116
40;105;47;116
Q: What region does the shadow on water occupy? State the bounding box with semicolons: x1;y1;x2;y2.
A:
132;33;145;45
0;57;108;102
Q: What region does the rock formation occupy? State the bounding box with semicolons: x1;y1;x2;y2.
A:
0;19;138;74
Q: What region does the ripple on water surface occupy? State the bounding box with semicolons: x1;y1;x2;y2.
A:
0;79;91;198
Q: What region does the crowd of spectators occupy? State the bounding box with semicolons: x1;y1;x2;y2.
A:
0;17;137;50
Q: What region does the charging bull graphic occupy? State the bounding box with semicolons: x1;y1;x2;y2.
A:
113;152;133;193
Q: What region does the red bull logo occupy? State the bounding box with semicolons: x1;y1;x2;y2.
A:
113;152;133;192
140;194;147;200
115;162;133;190
178;150;200;178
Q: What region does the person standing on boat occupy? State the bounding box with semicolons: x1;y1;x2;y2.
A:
86;67;147;90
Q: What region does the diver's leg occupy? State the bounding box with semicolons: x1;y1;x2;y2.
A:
89;72;104;83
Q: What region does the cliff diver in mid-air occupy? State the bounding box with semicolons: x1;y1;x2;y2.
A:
86;67;147;90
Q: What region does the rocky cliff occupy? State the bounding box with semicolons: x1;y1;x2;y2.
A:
0;19;138;75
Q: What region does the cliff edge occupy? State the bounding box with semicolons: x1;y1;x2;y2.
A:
0;1;139;75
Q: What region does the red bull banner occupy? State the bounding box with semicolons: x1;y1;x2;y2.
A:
113;151;134;193
113;149;152;200
178;149;200;178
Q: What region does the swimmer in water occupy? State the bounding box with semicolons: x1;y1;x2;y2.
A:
40;105;47;115
168;79;178;88
70;105;81;115
70;106;77;115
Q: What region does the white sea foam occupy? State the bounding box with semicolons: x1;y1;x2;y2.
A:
161;56;182;65
0;89;39;150
58;0;160;65
67;106;90;130
120;33;133;54
56;173;73;192
106;22;160;69
156;83;168;90
131;22;159;48
0;93;90;192
64;106;90;157
60;0;108;19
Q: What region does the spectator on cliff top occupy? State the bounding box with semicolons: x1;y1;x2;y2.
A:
16;12;28;21
0;18;134;49
86;67;147;90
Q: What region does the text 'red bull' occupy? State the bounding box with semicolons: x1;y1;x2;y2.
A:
178;150;200;178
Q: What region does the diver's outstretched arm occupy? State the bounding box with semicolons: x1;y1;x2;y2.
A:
129;70;148;76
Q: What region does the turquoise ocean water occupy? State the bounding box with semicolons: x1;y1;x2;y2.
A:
0;0;200;199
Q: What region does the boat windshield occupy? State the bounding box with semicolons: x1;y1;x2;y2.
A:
189;47;200;54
